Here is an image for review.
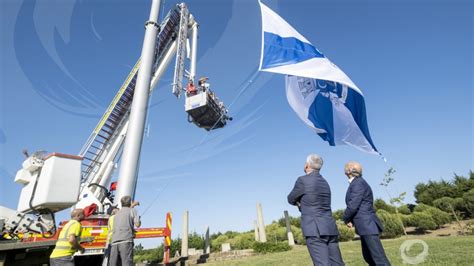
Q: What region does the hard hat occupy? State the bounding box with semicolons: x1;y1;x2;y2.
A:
198;77;209;83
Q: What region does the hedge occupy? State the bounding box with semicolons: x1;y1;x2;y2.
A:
252;241;291;254
376;209;404;239
336;221;355;242
409;211;437;231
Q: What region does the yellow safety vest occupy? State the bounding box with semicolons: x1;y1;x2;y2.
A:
107;215;115;243
50;220;82;258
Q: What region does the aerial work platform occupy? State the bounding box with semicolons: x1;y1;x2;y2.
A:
185;83;232;130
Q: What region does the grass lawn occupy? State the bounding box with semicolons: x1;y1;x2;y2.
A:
205;235;474;265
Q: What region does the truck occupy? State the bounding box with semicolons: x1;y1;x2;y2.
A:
0;1;231;265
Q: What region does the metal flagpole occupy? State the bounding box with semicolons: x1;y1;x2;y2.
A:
115;0;161;204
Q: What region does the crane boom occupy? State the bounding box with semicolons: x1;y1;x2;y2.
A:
1;7;231;264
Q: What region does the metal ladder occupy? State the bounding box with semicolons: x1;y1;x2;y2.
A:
78;6;182;185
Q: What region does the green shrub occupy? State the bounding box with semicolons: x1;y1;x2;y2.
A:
432;196;466;217
463;189;474;217
453;197;467;212
265;223;288;242
414;172;474;206
188;232;205;250
134;238;182;263
433;197;455;212
398;204;411;215
291;225;305;245
230;232;255;250
409;211;437;231
332;209;344;221
134;247;162;263
252;241;291;254
413;203;431;212
376;209;404;238
211;234;229;252
223;231;240;238
397;213;411;227
465;221;474;235
374;199;397;213
277;215;301;228
414;180;457;205
336;221;355;242
412;205;451;228
424;207;451;227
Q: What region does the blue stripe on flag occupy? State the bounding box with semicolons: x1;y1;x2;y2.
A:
343;87;378;152
262;32;324;69
306;79;378;151
308;91;335;146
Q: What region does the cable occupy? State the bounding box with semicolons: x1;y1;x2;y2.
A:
140;180;173;217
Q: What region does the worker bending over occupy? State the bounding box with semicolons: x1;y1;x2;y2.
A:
50;209;85;266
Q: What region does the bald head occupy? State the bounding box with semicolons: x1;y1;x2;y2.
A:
71;209;84;221
344;161;363;178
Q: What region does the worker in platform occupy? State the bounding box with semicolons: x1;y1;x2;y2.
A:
50;209;85;266
186;81;198;96
109;196;141;266
198;77;210;92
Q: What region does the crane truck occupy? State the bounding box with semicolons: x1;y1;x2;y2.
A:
0;1;231;265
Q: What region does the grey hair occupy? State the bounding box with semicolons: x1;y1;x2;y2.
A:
306;154;323;170
121;196;132;207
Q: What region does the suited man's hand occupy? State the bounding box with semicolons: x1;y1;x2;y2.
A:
346;222;353;228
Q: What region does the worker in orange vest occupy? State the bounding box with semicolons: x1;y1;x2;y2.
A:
186;82;198;96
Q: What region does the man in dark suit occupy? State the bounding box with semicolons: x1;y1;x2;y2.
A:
288;154;344;266
342;162;390;266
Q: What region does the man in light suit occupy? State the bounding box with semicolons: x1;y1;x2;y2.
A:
342;162;390;266
288;154;344;266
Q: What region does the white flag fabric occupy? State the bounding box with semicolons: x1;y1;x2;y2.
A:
258;1;380;155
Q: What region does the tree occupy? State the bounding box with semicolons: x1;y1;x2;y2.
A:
332;209;344;221
134;243;144;252
433;196;465;233
188;232;205;250
463;189;474;217
379;167;407;235
374;199;397;213
413;172;474;205
277;215;301;228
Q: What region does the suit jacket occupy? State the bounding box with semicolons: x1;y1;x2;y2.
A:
287;171;339;237
343;177;383;235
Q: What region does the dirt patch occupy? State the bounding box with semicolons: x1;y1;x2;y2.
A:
405;219;474;237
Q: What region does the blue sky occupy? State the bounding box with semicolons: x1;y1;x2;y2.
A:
1;0;472;247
